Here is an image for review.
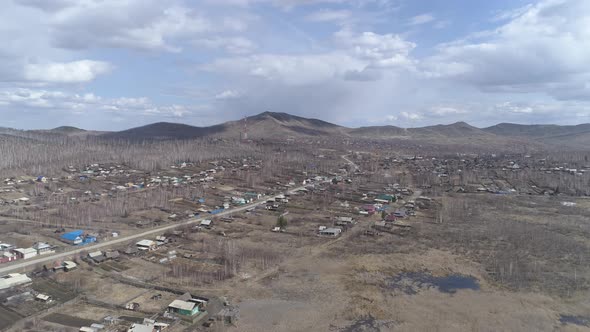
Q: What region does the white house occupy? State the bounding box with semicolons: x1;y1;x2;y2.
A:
0;273;32;290
14;248;38;260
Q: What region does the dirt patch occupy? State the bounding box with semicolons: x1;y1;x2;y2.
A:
43;313;95;327
0;305;23;330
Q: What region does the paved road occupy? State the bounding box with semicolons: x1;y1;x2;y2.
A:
0;185;310;275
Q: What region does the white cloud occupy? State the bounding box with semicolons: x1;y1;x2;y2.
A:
425;0;590;101
203;52;365;85
400;111;423;120
23;60;112;83
0;88;193;117
215;90;243;100
17;0;247;52
409;13;434;26
305;9;351;22
334;29;416;68
495;102;534;114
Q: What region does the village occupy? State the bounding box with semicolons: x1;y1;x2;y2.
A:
0;143;589;331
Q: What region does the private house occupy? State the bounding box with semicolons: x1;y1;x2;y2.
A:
88;251;106;263
384;214;397;222
0;273;32;290
155;236;168;246
105;250;120;260
375;194;396;204
393;210;407;218
136;240;156;251
0;243;14;251
128;319;169;332
336;216;355;223
33;242;55;255
60;230;96;246
200;219;213;229
0;252;17;264
167;293;208;318
63;260;78;271
231;196;246;205
14;248;38;260
318;227;342;237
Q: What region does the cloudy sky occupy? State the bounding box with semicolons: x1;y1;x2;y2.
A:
1;0;589;130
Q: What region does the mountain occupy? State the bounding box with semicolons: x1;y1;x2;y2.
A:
102;122;227;140
25;111;583;150
484;123;590;149
101;112;348;140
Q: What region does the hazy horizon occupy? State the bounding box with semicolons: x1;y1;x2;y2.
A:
4;111;590;132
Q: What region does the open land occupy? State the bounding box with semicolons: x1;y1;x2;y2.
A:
0;113;589;331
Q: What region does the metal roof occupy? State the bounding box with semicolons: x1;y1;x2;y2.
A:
168;299;196;311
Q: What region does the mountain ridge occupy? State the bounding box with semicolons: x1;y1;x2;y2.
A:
3;112;590;149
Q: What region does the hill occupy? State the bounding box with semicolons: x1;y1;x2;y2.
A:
101;122;227;140
484;123;590;148
102;112;348;140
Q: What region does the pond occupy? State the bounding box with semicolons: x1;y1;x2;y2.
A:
559;314;590;327
389;271;480;295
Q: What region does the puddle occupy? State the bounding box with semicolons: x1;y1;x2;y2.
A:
336;315;396;332
559;315;590;327
389;271;480;295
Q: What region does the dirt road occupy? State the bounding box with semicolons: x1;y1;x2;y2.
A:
0;185;312;275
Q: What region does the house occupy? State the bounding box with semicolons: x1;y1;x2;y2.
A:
35;293;52;302
105;250;120;260
375;194;396;204
0;252;17;264
336;216;355;223
167;300;200;317
362;204;376;215
393;210;407;218
384;214;397;222
0;273;32;290
155;236;168;246
14;248;38;260
33;242;55;255
0;243;14;251
200;219;212;229
136;240;156;251
374;220;393;231
124;246;139;255
63;260;78;271
231;197;246;205
319;227;342;237
128;319;169;332
88;251;106;263
167;294;208;317
61;230;96;246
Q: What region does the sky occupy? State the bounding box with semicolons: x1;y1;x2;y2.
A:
1;0;590;130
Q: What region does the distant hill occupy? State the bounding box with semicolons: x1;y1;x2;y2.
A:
7;112;590;150
484;123;590;148
101;122;227;140
51;126;86;134
102;112;348;140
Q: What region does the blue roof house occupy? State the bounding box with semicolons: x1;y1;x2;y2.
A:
60;230;96;246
